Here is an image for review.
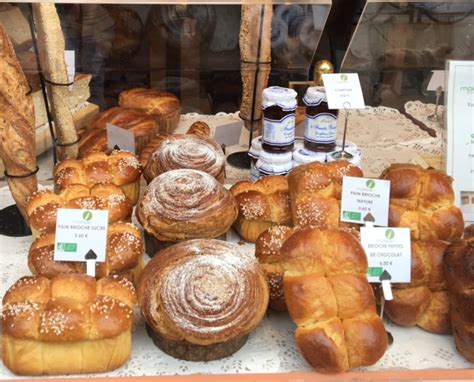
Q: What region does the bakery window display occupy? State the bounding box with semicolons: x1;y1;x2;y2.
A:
26;184;133;238
138;239;269;361
118;88;181;134
136;169;237;256
230;175;292;243
28;222;144;285
53;150;142;205
1;274;137;375
255;226;387;373
381;164;464;242
143;134;225;184
78;107;158;157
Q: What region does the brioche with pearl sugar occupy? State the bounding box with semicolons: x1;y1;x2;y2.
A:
381;164;464;242
230;175;292;243
26;184;133;238
255;226;388;373
138;239;269;361
385;240;451;334
28;222;144;285
53;150;142;205
287;160;363;229
2;274;137;375
136;169;238;255
143;133;225;183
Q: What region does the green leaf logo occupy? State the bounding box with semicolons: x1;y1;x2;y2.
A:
340;74;348;81
385;229;395;240
83;211;93;221
366;179;376;189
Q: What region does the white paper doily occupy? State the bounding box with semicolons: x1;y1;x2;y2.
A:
0;185;472;379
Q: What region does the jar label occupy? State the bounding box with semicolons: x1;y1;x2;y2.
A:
263;114;295;146
305;112;337;144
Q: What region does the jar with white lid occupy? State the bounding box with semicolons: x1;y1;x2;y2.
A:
255;150;293;179
293;148;327;167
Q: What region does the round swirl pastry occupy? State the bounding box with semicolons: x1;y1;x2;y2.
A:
143;134;225;183
136;169;238;252
138;239;269;361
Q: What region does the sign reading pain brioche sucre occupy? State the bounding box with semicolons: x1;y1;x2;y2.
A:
54;208;108;263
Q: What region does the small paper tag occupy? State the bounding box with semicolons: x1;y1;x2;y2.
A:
340;176;390;226
322;73;365;109
64;50;75;91
361;227;411;283
54;209;108;262
427;70;445;91
106;123;135;154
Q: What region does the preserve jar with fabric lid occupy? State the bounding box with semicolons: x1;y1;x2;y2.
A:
261;86;297;153
248;136;263;181
255;150;293;178
303;86;338;152
293;148;326;167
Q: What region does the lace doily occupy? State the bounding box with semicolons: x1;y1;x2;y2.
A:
0;186;471;379
404;100;445;139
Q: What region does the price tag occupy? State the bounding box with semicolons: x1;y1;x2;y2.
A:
361;227;411;284
54;209;108;263
322;73;365;109
340;176;390;226
427;70;445;91
64;50;75;91
106;123;135;153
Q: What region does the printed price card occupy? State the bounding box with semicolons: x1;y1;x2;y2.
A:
54;209;108;262
340;176;390;226
64;50;75;91
361;227;411;283
322;73;365;109
107;123;135;153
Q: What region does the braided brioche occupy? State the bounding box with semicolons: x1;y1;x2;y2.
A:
381;164;464;242
385;240;450;334
256;226;387;373
230;175;292;243
2;274;136;375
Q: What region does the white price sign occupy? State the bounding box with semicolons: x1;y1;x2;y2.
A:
64;50;75;91
106;123;135;153
427;70;445;91
322;73;365;109
54;209;108;262
361;227;411;283
340;176;390;226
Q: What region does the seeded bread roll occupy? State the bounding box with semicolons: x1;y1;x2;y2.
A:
2;274;137;375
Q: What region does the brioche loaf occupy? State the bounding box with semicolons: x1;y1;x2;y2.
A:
255;226;387;373
385;240;450;334
2;274;137;375
381;164;464;242
230;175;292;243
53;150;142;204
26;184;133;238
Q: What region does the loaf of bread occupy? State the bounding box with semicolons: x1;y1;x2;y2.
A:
28;222;144;285
53;151;142;204
186;121;211;138
2;274;137;375
143;134;225;183
78;107;158;157
136;169;238;255
26;184;133;238
138;239;269;361
444;236;474;362
287;160;363;229
119;88;180;133
381;164;464;242
230;176;292;243
385;240;450;334
256;226;387;373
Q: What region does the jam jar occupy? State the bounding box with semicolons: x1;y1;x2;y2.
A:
261;86;297;153
303;86;338;153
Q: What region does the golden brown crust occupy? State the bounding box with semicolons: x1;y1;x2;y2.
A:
119;88;180;117
26;184;133;237
28;222;144;282
138;133;172;168
230;176;292;242
136;169;237;242
186;121;211;138
138;239;269;348
381;164;464;242
143;134;225;184
255;226;387;372
287;160;363;229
